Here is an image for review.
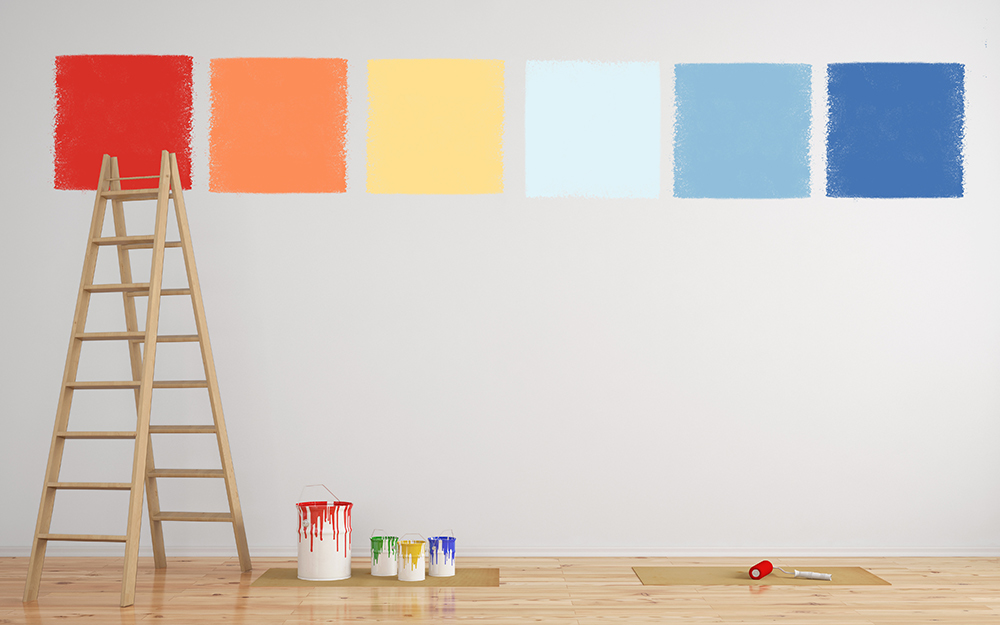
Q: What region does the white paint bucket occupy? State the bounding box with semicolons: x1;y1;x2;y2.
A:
428;531;456;577
296;485;353;581
370;530;398;577
397;534;426;582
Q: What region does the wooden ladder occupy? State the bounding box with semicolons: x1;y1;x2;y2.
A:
23;150;251;607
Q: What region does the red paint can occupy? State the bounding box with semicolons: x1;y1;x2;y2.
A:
296;485;353;581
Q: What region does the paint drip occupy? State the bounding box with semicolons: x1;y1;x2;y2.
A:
399;540;425;571
296;500;352;554
371;535;399;564
428;536;456;566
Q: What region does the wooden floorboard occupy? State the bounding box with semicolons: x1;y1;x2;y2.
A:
1;556;998;624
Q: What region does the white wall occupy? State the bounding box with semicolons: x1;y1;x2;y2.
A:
1;0;998;558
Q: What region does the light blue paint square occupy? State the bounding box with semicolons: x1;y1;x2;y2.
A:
674;64;811;199
525;61;660;198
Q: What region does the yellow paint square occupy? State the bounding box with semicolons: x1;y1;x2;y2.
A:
367;59;504;194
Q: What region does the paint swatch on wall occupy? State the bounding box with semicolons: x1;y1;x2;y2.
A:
367;59;504;194
826;63;964;198
210;58;348;193
674;64;811;199
525;61;659;198
54;55;193;190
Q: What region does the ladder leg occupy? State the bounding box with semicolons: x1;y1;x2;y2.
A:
170;153;252;572
143;433;167;568
110;161;166;569
120;434;149;608
24;155;113;602
23;491;54;602
120;151;173;608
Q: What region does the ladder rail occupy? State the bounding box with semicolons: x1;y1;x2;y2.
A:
119;151;172;607
110;156;168;572
170;153;252;573
23;154;113;603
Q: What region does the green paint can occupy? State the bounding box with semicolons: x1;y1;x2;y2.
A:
370;530;399;576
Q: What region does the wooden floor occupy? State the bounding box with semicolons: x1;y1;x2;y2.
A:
2;556;998;624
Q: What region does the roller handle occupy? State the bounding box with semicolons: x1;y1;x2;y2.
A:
794;570;832;581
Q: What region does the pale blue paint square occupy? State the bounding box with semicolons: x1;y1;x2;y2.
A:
674;64;811;199
525;61;660;198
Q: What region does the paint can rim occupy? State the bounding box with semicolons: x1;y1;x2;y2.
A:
296;500;353;508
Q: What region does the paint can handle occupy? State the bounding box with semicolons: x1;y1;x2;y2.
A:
299;484;340;503
371;528;390;538
437;529;454;538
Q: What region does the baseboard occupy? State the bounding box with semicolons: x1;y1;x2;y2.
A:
2;545;999;558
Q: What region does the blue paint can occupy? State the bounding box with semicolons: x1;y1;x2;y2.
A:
427;531;456;577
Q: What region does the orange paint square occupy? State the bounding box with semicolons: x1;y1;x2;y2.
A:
210;58;348;193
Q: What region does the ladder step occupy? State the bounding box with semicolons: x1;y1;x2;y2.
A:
153;512;233;522
57;427;215;437
58;430;136;439
84;283;149;293
154;380;209;389
38;533;128;543
92;236;182;249
76;332;199;343
126;288;192;297
76;331;143;341
48;482;132;490
67;380;209;390
108;175;161;181
125;241;183;250
101;188;170;201
66;380;139;390
154;334;200;343
148;425;216;434
148;469;225;478
87;285;192;296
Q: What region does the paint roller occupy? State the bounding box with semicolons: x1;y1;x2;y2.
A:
749;560;832;581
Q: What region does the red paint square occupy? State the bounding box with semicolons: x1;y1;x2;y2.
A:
54;55;193;190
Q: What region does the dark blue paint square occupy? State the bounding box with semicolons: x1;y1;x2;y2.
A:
826;63;964;198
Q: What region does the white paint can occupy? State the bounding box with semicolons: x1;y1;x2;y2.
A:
296;485;353;581
428;531;456;577
370;530;399;577
397;534;426;582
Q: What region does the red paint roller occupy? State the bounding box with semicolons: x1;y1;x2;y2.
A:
749;560;832;581
749;560;773;580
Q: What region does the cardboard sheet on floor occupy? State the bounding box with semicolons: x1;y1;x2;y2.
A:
251;567;500;587
633;566;890;586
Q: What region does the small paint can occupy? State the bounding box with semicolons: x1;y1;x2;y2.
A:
397;534;426;582
370;530;399;577
427;531;456;577
296;485;353;581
